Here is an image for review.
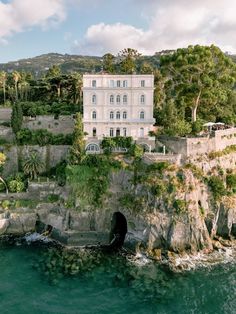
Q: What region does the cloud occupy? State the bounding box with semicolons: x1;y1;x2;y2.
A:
0;0;66;41
73;0;236;55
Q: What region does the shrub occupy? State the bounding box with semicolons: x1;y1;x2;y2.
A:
208;176;226;200
1;200;10;209
47;194;60;202
173;199;187;214
8;180;25;193
226;174;236;190
147;162;170;174
151;182;166;196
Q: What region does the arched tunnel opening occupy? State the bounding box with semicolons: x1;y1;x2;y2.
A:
108;212;128;250
35;220;53;236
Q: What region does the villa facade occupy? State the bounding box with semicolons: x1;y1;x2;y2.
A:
82;74;155;152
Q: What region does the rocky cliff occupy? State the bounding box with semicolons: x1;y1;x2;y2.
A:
1;154;236;258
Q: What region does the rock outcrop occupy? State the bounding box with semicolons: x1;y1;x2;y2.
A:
0;163;236;255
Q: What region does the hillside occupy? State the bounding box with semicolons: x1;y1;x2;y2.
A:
0;53;103;77
0;50;235;77
0;52;162;77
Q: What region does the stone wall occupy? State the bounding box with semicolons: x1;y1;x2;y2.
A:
23;115;74;134
0;145;70;176
0;126;14;141
0;108;12;122
158;136;188;155
214;128;236;150
143;153;181;165
159;128;236;158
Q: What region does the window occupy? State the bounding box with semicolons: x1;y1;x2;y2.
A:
110;111;114;119
123;80;128;87
140;111;145;119
92;94;96;104
123;128;127;137
92;80;96;88
92;128;97;137
86;143;99;152
116;111;120;119
117;80;121;87
110;128;114;137
110;80;115;87
92;111;97;119
123;111;127;119
123;95;127;104
141;80;145;87
140;128;144;137
110;95;114;104
140;94;145;104
116;128;120;137
116;95;121;104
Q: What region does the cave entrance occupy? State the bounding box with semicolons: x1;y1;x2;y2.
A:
109;212;128;249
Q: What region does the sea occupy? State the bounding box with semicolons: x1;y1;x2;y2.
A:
0;237;235;314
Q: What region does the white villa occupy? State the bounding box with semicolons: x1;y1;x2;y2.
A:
82;74;155;152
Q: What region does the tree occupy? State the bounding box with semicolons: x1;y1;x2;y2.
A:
11;102;23;134
69;113;86;164
102;53;115;73
67;73;83;106
160;45;236;123
0;152;8;194
23;152;44;180
12;71;21;101
46;65;61;78
118;48;141;74
0;71;7;104
140;62;154;74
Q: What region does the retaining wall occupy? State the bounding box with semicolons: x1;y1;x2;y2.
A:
159;128;236;158
0;145;70;176
23;115;74;134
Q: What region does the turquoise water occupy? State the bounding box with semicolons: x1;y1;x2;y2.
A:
0;243;235;314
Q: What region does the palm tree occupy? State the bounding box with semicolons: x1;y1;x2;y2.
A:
0;71;7;105
12;71;21;101
23;152;44;180
71;73;83;105
0;152;8;194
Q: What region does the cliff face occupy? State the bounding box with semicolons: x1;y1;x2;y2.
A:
1;155;236;256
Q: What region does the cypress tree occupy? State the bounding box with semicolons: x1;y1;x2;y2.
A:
11;102;23;134
69;113;86;164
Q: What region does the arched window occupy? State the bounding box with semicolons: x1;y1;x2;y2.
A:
116;128;120;137
140;111;145;120
110;111;114;119
140;94;145;104
116;95;121;104
110;95;114;104
92;111;97;119
116;111;120;119
86;143;99;152
123;95;127;104
123;128;127;137
110;128;114;137
92;94;96;104
123;111;127;119
93;128;97;137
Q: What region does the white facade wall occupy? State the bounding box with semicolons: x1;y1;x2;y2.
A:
83;74;155;142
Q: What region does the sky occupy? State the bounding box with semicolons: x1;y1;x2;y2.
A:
0;0;235;63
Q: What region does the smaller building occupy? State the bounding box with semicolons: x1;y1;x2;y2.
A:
82;74;155;152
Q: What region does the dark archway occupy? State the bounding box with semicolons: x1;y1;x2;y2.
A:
92;127;97;137
109;212;128;250
116;128;121;137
